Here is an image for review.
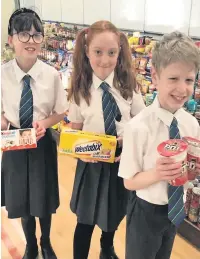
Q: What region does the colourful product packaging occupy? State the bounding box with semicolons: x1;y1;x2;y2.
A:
183;137;200;180
1;128;37;151
59;129;117;163
157;139;188;186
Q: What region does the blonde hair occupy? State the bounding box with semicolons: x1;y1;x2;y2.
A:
152;31;200;73
68;20;137;106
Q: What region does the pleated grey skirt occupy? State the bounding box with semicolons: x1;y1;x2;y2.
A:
1;129;59;219
70;154;128;232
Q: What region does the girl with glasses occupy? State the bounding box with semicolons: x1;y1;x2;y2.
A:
1;8;68;259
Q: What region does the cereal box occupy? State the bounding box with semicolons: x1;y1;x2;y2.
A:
1;128;37;151
59;129;117;163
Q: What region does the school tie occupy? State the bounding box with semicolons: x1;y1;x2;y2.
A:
168;117;186;227
19;75;33;129
100;82;121;136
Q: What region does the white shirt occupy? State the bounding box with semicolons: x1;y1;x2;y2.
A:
1;59;69;128
68;72;145;135
118;97;200;205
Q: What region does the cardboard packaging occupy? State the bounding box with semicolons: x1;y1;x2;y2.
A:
1;128;37;151
59;129;117;163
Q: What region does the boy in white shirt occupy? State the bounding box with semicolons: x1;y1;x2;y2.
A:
118;31;200;259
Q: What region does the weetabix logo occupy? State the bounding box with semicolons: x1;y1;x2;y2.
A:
74;141;102;154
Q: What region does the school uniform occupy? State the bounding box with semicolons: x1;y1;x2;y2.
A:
1;58;68;258
118;96;200;259
68;71;145;232
1;58;67;217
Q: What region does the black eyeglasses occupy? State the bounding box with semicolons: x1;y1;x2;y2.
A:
13;32;44;44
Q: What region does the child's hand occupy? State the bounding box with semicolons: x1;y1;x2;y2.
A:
1;115;9;130
117;136;123;148
115;155;121;163
32;121;46;141
155;157;183;181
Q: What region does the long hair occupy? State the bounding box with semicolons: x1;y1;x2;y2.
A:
68;21;137;105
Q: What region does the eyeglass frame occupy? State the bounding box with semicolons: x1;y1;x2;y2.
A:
12;32;44;44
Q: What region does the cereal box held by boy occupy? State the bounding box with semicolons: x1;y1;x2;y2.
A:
1;128;37;151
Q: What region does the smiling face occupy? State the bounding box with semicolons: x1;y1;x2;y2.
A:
8;26;42;62
21;130;32;139
152;62;196;113
86;31;120;80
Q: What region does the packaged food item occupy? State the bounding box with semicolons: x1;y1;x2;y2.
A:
135;57;141;69
145;59;152;72
185;182;194;215
141;80;151;94
157;139;188;186
188;187;200;223
139;58;148;72
183;137;200;180
136;74;145;86
128;36;139;45
145;37;151;45
145;93;154;106
59;129;117;163
1;128;37;151
135;45;145;53
148;84;156;93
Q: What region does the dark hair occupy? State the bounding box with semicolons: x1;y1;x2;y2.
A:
8;8;44;36
68;20;137;106
19;129;31;136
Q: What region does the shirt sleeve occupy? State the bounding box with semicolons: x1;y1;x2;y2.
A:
53;72;69;114
118;121;147;179
130;90;145;117
68;100;84;123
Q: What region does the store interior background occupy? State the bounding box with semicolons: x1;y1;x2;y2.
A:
1;0;200;259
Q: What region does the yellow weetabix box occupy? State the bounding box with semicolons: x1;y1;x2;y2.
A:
59;128;117;163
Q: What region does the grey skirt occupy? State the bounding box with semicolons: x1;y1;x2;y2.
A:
70;154;128;232
1;129;59;219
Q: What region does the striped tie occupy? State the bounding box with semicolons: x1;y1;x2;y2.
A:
100;82;121;136
19;75;33;129
168;117;186;227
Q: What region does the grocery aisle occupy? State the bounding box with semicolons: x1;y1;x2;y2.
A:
2;154;200;259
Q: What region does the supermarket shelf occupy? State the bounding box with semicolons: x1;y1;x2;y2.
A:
42;20;200;40
177;218;200;250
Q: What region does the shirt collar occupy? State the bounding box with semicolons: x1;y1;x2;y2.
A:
13;58;41;83
92;71;114;89
152;95;183;127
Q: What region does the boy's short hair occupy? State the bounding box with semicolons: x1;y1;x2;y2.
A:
152;31;200;73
